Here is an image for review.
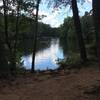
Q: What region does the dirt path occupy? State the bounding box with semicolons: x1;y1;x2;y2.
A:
0;66;100;100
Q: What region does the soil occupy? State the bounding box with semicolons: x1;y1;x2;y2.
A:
0;65;100;100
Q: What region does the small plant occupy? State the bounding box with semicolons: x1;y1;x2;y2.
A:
66;53;80;65
57;52;80;70
58;52;80;65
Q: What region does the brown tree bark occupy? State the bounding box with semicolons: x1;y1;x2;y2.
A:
2;0;11;50
12;1;20;69
2;0;18;75
93;0;100;66
0;38;9;75
31;0;40;72
71;0;87;62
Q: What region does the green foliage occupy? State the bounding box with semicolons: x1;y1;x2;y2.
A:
38;23;58;37
58;52;80;66
66;53;80;65
80;12;96;57
81;12;95;44
0;40;10;77
59;17;78;53
59;12;95;58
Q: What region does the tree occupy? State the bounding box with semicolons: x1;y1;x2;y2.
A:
0;38;9;76
71;0;87;62
31;0;41;72
59;17;78;53
81;11;94;44
93;0;100;66
1;0;22;74
10;0;21;72
2;0;15;74
2;0;11;50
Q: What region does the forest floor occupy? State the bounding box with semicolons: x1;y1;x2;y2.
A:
0;63;100;100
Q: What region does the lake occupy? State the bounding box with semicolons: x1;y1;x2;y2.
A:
21;38;64;71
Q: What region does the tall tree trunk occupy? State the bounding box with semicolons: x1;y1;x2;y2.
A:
2;0;11;50
71;0;87;62
0;38;9;75
12;2;20;70
10;1;20;75
2;0;17;75
31;0;40;72
93;0;100;66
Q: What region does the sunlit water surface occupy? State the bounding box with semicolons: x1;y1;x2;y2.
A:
22;39;64;71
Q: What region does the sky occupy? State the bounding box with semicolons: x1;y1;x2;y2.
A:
0;0;92;28
39;0;92;27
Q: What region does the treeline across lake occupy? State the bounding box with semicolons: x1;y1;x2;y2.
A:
0;13;58;39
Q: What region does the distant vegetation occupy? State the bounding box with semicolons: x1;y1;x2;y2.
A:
58;11;95;59
0;12;58;38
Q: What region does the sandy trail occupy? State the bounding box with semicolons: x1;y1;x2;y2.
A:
0;66;100;100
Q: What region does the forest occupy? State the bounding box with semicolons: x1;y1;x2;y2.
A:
0;0;100;100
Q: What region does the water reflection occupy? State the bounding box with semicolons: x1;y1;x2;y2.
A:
22;38;64;71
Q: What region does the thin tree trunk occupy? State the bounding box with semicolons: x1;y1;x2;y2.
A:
71;0;87;62
10;2;20;75
12;2;20;69
93;0;100;66
31;0;40;72
2;0;18;75
2;0;11;50
0;38;9;75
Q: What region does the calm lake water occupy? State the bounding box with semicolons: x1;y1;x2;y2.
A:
22;38;64;71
